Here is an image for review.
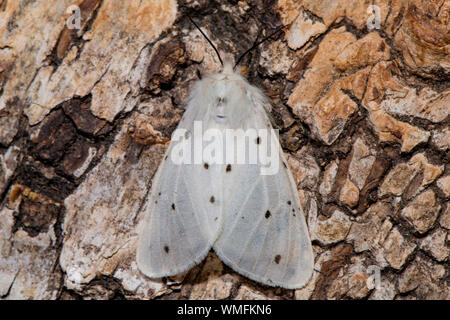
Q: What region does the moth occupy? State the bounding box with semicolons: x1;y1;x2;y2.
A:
137;21;313;289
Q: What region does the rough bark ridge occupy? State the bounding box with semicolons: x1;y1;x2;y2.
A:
0;0;448;300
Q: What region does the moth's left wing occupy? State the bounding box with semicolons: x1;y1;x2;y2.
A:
137;98;224;278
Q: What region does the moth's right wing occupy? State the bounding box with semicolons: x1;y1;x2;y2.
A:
213;95;314;289
137;111;223;278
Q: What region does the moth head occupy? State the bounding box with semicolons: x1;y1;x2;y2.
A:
208;60;240;80
210;74;247;125
221;60;234;76
186;16;279;126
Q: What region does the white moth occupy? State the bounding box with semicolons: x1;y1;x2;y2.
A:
137;61;314;289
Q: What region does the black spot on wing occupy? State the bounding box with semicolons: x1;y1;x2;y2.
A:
226;164;232;172
287;200;291;205
256;136;261;144
265;210;271;219
274;255;281;264
164;246;170;254
210;196;215;203
171;203;175;210
204;163;209;169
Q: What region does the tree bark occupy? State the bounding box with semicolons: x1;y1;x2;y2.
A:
0;0;448;300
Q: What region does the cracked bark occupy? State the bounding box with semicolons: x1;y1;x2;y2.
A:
0;0;448;300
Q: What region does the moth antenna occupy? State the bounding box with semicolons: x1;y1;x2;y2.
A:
233;25;285;71
187;14;223;67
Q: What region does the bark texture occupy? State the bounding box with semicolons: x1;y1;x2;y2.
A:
0;0;448;300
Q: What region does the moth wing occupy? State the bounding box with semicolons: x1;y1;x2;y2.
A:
213;96;314;289
137;106;223;278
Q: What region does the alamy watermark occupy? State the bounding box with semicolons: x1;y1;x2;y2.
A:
366;265;381;290
367;5;381;30
169;121;280;176
66;5;81;30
